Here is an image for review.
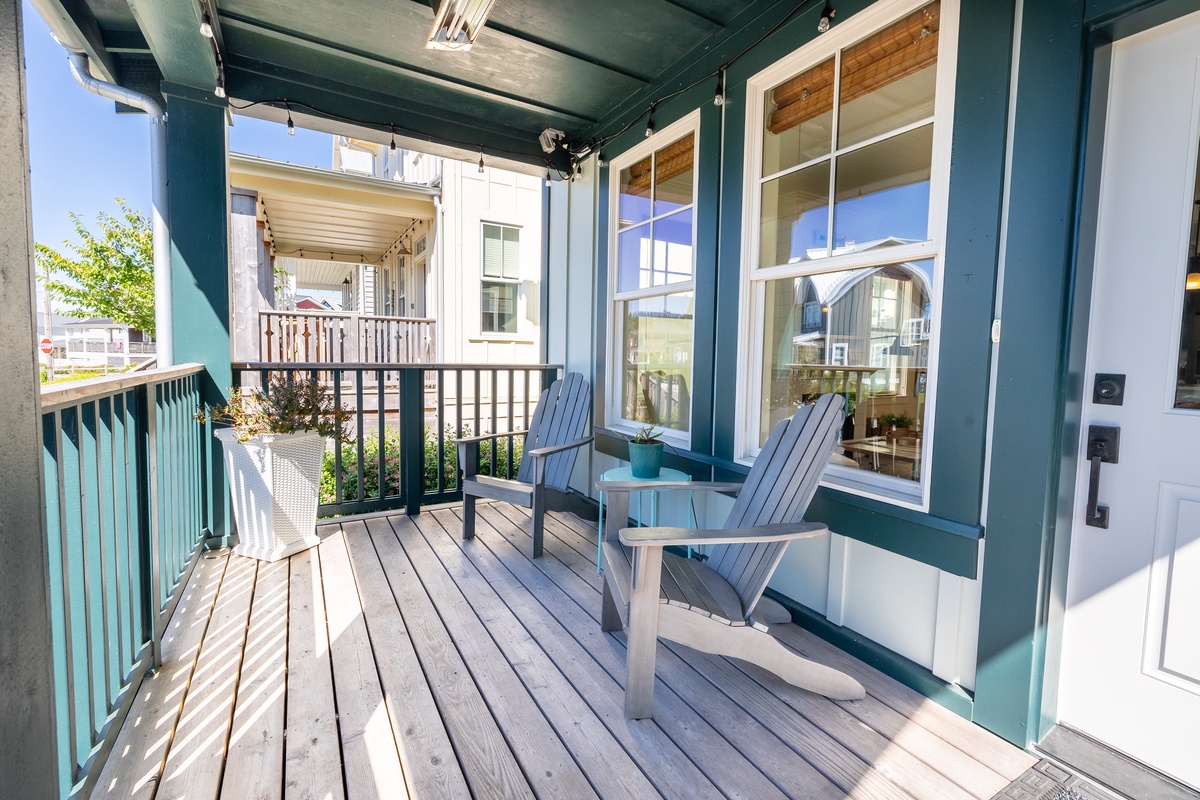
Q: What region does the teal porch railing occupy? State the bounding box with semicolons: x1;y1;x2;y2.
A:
40;364;207;799
232;362;562;517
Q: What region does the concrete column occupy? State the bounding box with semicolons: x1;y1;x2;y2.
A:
0;0;63;795
165;86;232;541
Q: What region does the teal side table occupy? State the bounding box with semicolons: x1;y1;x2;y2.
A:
596;466;693;573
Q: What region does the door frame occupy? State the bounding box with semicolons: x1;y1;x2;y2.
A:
1040;0;1200;746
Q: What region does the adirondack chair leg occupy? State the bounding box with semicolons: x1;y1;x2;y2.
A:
462;494;476;540
658;605;865;701
530;465;546;558
601;574;623;632
624;545;664;719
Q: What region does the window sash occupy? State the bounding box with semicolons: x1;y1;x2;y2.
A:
483;224;519;280
607;112;701;444
736;0;957;510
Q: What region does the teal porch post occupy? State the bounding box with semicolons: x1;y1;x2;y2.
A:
164;86;232;542
0;0;62;795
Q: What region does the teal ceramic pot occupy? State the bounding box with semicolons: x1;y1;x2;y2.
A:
628;441;664;479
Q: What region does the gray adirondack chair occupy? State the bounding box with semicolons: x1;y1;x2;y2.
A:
599;393;865;719
456;372;592;558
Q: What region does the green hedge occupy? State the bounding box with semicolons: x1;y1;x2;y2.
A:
320;424;523;505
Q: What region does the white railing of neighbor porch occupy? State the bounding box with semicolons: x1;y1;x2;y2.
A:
258;310;436;365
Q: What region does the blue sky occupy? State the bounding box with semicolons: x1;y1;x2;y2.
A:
23;0;331;253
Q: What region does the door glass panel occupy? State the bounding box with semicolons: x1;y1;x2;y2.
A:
757;259;934;480
1176;150;1200;408
759;160;831;267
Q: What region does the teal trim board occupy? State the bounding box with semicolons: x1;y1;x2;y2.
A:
972;0;1088;748
165;91;231;541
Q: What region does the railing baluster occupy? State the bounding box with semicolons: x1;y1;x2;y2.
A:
378;368;386;498
436;369;445;493
507;369;515;479
96;398;118;706
355;373;366;502
334;370;344;503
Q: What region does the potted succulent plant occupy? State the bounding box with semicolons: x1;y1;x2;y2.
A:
626;424;665;479
198;374;346;562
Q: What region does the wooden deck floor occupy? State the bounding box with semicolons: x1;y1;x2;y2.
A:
93;503;1035;800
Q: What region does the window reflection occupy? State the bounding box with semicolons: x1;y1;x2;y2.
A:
760;259;934;480
760;162;830;267
621;293;694;432
833;124;932;248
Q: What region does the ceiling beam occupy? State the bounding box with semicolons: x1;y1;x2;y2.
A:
225;63;564;173
27;0;117;82
125;0;217;90
100;30;152;55
219;13;598;128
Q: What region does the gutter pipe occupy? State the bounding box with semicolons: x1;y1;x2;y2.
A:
66;52;173;367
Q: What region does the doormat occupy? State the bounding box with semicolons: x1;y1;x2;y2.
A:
991;760;1128;800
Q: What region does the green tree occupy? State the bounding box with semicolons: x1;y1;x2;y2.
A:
37;199;155;336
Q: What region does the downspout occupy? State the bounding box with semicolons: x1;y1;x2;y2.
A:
433;158;445;361
66;53;173;367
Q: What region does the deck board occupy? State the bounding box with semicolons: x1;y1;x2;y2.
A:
95;503;1035;800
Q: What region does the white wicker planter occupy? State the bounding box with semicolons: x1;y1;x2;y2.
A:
216;428;326;562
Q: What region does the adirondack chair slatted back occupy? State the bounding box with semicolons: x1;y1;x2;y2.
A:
515;372;591;491
706;394;845;617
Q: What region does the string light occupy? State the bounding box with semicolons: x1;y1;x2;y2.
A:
200;13;214;38
478;146;485;173
645;104;655;138
214;77;226;98
818;1;836;32
714;67;725;107
389;125;396;153
285;102;295;135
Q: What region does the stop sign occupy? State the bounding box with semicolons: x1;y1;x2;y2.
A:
39;337;53;355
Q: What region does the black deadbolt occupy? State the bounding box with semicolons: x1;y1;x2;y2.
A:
1093;373;1126;406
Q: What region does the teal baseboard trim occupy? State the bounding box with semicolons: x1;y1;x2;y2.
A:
765;588;976;720
204;534;237;550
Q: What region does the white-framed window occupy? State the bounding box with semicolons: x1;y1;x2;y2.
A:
481;223;520;334
607;111;700;443
736;0;956;508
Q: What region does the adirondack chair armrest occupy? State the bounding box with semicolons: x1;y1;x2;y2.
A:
593;480;745;494
618;521;828;547
525;435;593;459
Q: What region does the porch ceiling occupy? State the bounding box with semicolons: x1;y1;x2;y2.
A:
230;153;433;262
33;0;800;173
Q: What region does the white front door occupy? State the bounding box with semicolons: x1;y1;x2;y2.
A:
1059;11;1200;790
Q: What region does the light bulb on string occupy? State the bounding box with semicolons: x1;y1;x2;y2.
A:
200;13;214;38
714;68;725;107
285;102;295;136
389;125;396;154
478;146;485;173
645;105;655;138
818;1;835;32
214;77;225;99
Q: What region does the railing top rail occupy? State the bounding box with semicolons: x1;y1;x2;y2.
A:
233;361;563;372
40;363;205;413
259;309;437;324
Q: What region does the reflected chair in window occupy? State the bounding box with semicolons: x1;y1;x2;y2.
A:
599;393;865;718
456;372;593;558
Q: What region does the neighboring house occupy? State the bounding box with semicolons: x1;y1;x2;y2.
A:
38;314;155;369
226;146;542;369
333;137;544;366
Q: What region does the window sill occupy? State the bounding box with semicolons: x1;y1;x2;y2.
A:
469;336;535;344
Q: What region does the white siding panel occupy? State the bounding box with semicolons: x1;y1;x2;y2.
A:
842;539;940;668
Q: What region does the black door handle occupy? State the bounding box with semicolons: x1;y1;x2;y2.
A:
1085;425;1120;528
